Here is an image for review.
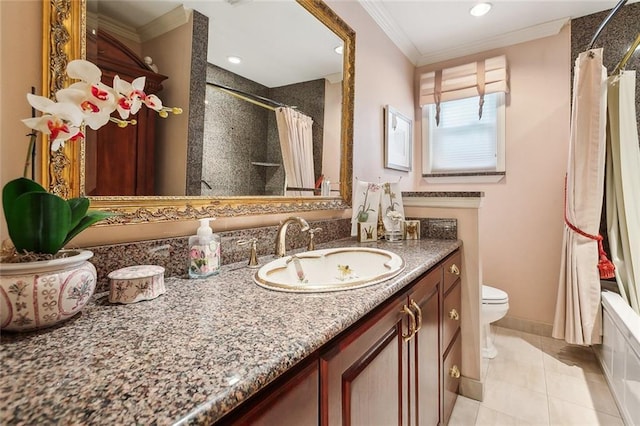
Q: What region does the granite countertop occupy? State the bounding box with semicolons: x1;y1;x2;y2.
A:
0;238;460;425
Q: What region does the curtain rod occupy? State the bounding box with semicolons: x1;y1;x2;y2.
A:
206;81;294;110
588;0;628;50
612;32;640;74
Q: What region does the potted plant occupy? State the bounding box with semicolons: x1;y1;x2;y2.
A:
0;59;181;331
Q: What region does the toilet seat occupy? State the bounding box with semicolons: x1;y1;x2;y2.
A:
482;285;508;305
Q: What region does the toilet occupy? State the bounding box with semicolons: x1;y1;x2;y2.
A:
482;285;509;359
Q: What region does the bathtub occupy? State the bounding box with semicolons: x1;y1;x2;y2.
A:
595;290;640;425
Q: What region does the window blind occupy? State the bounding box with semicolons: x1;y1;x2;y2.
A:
427;93;500;173
419;55;509;106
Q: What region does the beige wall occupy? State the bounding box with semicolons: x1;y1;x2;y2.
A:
0;1;43;243
1;2;571;328
326;1;417;190
414;28;572;326
322;79;342;193
143;14;192;196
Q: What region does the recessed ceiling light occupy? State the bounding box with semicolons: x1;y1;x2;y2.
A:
334;45;344;55
470;2;492;17
227;56;242;64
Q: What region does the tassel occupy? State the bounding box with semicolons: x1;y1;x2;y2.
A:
564;175;615;280
597;238;616;279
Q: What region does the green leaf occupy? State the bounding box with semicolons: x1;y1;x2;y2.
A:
2;178;46;230
62;210;115;247
67;197;90;230
8;192;71;254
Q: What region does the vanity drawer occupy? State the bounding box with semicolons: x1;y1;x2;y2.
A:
442;279;461;351
442;330;462;426
443;251;462;293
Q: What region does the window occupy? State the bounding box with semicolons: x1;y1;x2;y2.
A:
422;92;505;183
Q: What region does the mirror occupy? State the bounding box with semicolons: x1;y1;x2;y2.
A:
42;0;354;224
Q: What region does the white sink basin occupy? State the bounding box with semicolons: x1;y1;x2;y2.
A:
254;247;405;293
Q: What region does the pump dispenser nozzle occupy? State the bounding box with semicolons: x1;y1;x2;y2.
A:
197;218;215;239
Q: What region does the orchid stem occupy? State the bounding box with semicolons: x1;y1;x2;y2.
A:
23;132;37;178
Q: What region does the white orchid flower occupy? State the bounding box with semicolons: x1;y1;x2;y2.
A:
19;59;181;156
60;59;117;129
66;59;102;84
56;86;116;130
113;75;147;119
143;94;163;112
22;93;84;151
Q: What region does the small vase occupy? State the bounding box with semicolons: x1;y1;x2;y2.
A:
0;250;97;331
383;217;404;242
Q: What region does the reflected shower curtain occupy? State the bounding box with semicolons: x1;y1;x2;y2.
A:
605;70;640;314
553;49;607;345
275;107;315;196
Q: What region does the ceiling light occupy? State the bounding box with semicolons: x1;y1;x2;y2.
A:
470;2;492;17
227;56;242;64
334;45;344;55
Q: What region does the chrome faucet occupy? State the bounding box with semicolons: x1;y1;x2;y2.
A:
275;216;310;257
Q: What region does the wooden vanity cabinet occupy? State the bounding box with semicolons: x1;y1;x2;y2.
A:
219;249;462;426
407;266;442;426
441;252;462;425
320;263;447;426
320;292;409;426
227;358;320;425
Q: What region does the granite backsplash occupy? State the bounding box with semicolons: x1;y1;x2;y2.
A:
85;217;457;293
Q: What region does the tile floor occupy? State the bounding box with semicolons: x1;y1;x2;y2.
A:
449;326;623;425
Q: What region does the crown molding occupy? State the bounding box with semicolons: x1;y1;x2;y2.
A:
416;17;569;66
357;0;570;67
138;6;191;43
88;6;191;45
89;12;141;43
358;0;420;65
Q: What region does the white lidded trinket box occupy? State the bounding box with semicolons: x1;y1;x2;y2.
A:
108;265;165;304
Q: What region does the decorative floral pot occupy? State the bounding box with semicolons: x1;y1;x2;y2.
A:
0;250;97;332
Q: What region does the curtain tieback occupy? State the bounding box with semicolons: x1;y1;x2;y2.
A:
563;175;616;279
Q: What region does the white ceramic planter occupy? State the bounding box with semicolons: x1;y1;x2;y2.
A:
0;250;97;331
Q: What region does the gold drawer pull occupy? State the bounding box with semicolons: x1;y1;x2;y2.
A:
449;365;461;379
410;299;422;333
401;304;416;342
448;264;460;276
448;308;460;321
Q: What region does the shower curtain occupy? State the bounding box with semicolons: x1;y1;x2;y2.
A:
605;70;640;315
275;107;315;196
553;49;608;345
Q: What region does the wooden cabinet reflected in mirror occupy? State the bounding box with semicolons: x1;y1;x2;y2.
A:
86;30;168;196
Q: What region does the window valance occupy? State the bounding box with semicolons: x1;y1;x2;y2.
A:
419;55;509;123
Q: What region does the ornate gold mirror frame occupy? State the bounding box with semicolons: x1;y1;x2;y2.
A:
41;0;354;224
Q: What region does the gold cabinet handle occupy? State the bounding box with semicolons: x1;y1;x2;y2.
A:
448;264;460;276
401;304;416;342
449;365;461;379
410;299;422;333
448;308;460;321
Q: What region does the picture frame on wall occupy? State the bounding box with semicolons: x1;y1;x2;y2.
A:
384;105;413;171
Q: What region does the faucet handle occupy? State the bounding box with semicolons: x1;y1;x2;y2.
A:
237;238;260;268
306;227;322;251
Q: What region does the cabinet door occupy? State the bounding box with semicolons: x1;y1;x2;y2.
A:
442;280;461;355
230;359;319;426
408;268;441;426
442;330;461;425
321;295;409;426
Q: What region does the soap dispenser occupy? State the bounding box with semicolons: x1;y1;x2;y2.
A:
188;218;221;278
